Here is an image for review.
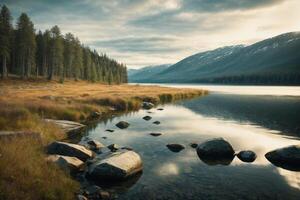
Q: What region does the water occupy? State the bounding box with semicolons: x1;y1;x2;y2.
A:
83;85;300;200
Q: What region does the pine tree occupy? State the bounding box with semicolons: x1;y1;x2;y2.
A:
15;13;36;78
0;5;12;78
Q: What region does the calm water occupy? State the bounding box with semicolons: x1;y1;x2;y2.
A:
83;85;300;200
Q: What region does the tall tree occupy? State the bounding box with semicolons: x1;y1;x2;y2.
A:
0;5;12;78
15;13;36;78
48;25;63;81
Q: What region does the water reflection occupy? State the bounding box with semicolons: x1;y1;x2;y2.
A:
84;96;300;199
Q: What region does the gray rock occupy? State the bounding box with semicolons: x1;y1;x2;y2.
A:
87;140;105;151
47;155;84;172
237;150;257;163
105;129;114;132
142;102;154;110
121;146;134;151
196;138;235;159
88;150;143;180
153;121;161;125
190;143;198;148
107;144;119;152
150;133;162;137
44;119;85;133
116;121;130;129
47;141;93;161
143;116;152;121
265;145;300;171
166;144;185;152
157;108;164;111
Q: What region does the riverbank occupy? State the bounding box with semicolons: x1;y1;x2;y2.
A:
0;79;207;200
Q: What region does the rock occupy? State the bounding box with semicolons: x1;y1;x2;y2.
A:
197;138;235;159
143;116;152;121
44;119;85;133
265;145;300;171
147;111;154;114
150;133;162;137
105;129;114;132
87;140;105;151
153;121;161;125
99;191;110;200
88;150;143;180
47;155;84;172
237;150;257;163
84;185;102;196
116;121;130;129
107;144;119;152
157;108;164;111
190;143;198;148
77;194;88;200
102;136;107;139
47;141;93;161
142;102;154;110
166;144;185;152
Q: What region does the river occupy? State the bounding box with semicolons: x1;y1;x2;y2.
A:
83;84;300;200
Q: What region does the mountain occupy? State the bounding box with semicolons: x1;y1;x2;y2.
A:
128;64;171;82
131;32;300;85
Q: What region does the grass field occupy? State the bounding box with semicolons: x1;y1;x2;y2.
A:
0;79;207;200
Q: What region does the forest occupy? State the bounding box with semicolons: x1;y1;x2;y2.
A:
0;5;128;84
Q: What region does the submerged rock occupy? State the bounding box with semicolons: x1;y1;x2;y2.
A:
157;108;164;111
47;141;93;161
47;155;84;172
107;144;119;152
105;129;114;132
153;121;161;125
121;146;134;151
265;145;300;171
116;121;130;129
143;116;152;121
142;102;154;110
88;150;143;180
190;143;198;149
150;133;162;137
196;138;235;165
166;144;185;152
237;150;257;163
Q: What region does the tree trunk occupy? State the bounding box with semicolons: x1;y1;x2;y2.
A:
2;56;7;79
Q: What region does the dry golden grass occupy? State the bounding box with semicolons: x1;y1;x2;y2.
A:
0;78;207;200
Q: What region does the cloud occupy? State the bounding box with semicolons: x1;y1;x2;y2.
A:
1;0;299;68
90;37;184;53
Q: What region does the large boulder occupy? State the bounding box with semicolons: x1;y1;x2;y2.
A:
88;150;143;180
142;102;154;110
237;150;257;163
47;141;94;161
44;119;85;133
265;145;300;171
196;138;235;165
47;155;84;172
115;121;130;129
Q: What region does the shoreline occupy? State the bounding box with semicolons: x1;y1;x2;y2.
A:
0;79;208;200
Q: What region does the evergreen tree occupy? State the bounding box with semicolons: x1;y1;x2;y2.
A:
0;5;12;78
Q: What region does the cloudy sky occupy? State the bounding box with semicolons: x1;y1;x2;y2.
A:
3;0;300;68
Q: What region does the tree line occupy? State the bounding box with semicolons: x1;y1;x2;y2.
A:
0;5;128;84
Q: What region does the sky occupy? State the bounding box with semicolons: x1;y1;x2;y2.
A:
2;0;300;69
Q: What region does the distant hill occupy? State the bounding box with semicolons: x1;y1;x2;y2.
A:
130;32;300;85
128;64;171;82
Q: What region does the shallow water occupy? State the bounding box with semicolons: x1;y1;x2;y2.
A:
83;86;300;200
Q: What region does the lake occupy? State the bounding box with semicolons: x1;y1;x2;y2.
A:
83;84;300;200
